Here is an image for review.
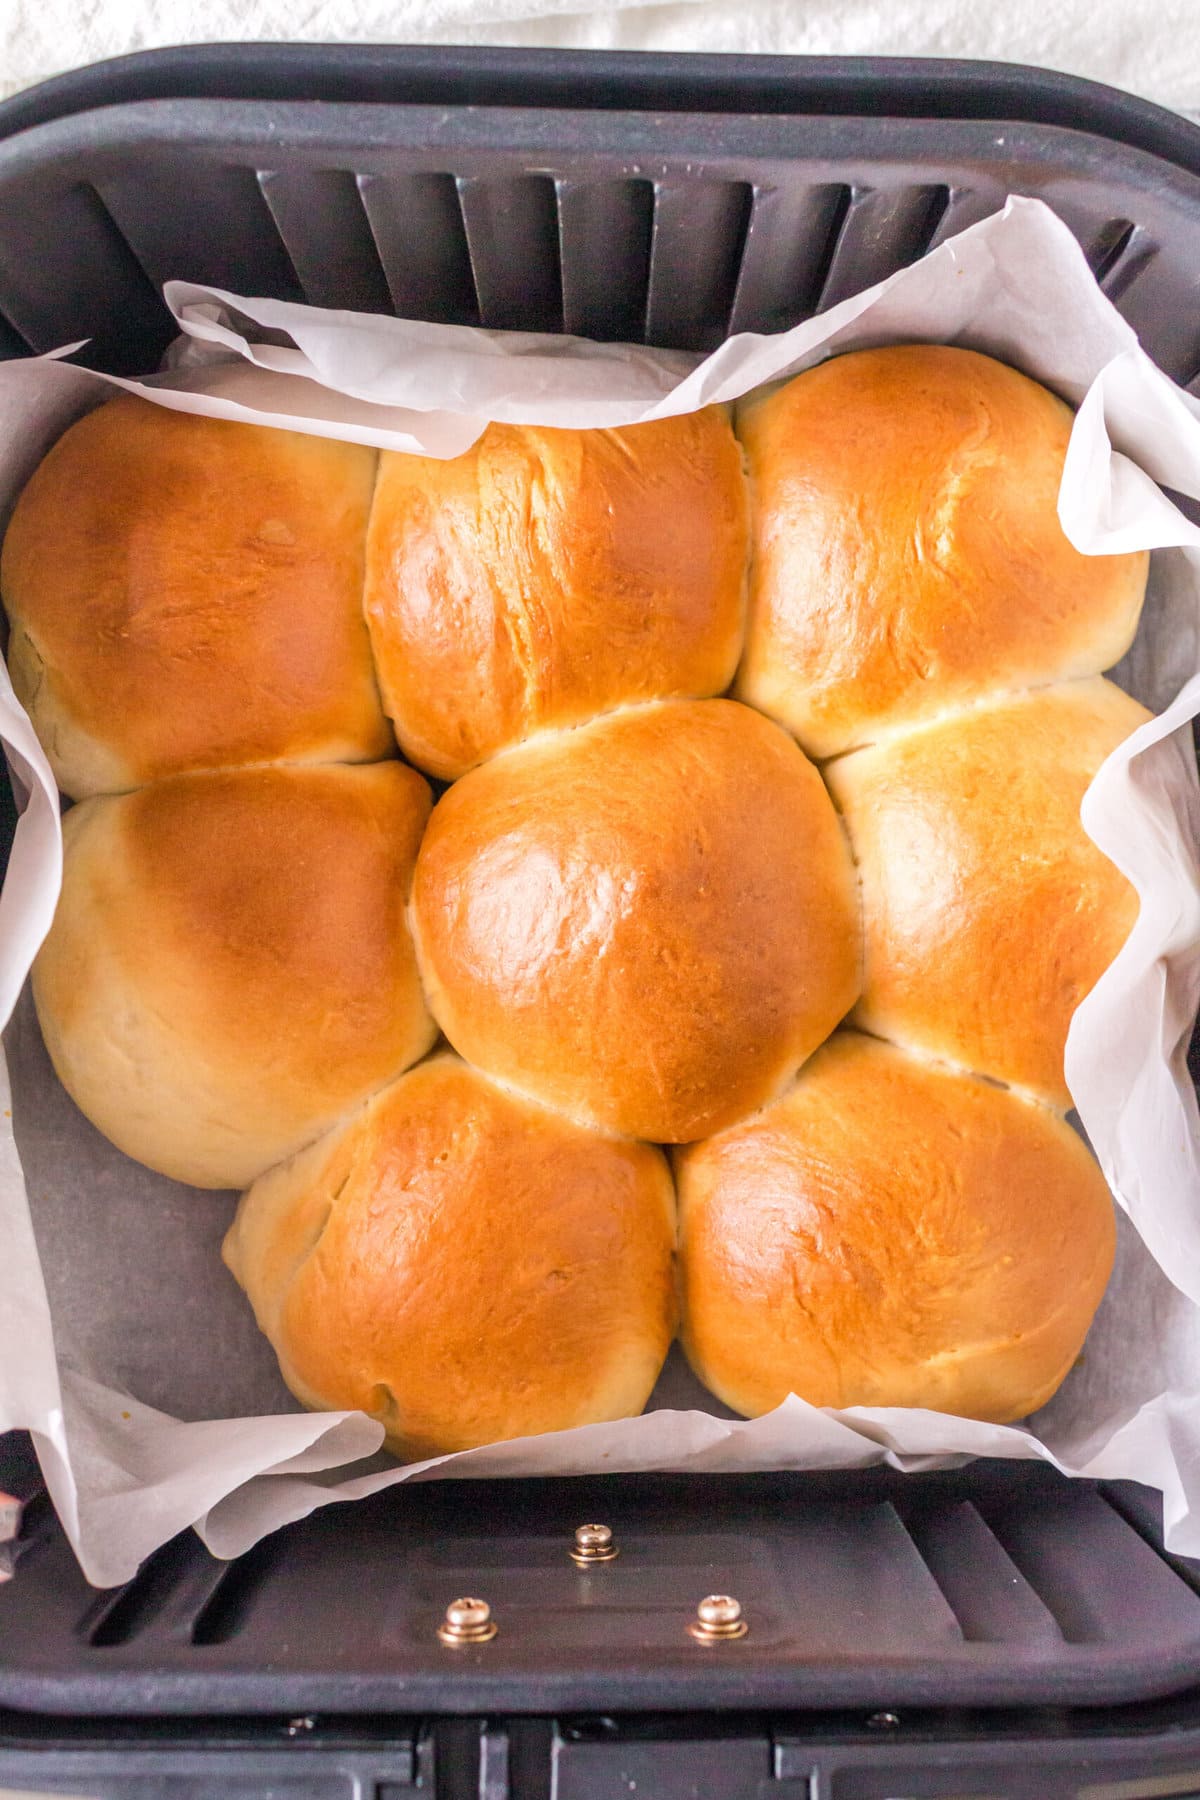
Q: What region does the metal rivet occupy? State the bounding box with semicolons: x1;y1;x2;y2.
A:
688;1593;748;1643
867;1711;900;1731
437;1596;498;1647
571;1522;619;1566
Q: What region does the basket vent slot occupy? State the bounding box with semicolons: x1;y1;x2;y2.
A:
358;172;479;326
257;168;392;315
95;162;305;307
457;174;563;333
970;1507;1109;1644
728;182;850;335
190;1532;284;1647
645;178;753;350
8;1484;50;1548
966;1490;1200;1647
1097;221;1161;310
730;181;988;335
926;183;1005;252
817;183;952;313
1090;216;1137;282
904;182;953;264
0;181;171;371
556;178;654;343
86;1538;199;1648
903;1502;1063;1645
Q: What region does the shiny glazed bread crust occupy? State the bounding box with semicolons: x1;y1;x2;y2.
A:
676;1031;1117;1423
1;398;750;798
364;411;750;779
223;1053;679;1458
409;698;862;1143
8;344;1150;1440
827;678;1149;1109
31;763;436;1189
1;394;392;799
735;344;1149;759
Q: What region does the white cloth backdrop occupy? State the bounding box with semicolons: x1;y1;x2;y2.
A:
1;0;1199;117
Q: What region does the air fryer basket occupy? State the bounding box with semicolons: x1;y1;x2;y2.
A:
3;66;1200;378
2;45;1200;1798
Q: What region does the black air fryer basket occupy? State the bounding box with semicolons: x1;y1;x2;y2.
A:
2;45;1200;1798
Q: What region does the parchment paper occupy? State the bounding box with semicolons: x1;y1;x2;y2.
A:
2;195;1200;1586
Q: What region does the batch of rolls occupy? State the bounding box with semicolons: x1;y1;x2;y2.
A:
0;344;1150;1456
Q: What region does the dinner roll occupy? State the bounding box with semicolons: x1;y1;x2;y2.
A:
677;1032;1116;1423
33;762;435;1188
827;678;1148;1108
363;410;748;779
1;396;390;797
735;345;1149;758
411;698;860;1142
223;1053;677;1457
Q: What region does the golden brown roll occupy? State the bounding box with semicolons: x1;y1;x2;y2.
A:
677;1032;1116;1423
827;678;1148;1108
363;410;749;779
223;1053;677;1457
1;396;391;798
735;345;1149;758
32;762;435;1188
411;698;861;1143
